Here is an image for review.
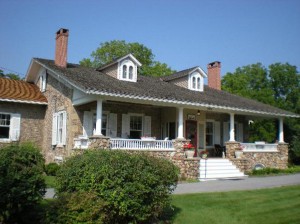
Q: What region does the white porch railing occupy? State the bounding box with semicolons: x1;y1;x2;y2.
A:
110;139;174;150
240;142;278;152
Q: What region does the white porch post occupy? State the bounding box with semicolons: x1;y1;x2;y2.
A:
279;117;284;143
95;99;103;136
177;107;184;139
229;113;235;142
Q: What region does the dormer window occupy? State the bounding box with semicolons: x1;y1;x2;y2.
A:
118;59;138;82
189;71;204;91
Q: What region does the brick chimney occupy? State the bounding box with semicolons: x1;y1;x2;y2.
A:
55;28;69;67
207;61;221;90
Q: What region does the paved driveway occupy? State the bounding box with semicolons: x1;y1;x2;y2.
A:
173;173;300;194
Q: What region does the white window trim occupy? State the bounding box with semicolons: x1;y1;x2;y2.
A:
188;71;204;91
118;59;137;82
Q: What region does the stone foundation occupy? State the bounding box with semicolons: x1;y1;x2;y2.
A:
88;135;111;150
226;142;289;172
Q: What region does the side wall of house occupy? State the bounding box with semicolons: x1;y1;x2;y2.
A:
41;70;82;163
168;77;188;88
101;64;118;79
0;101;45;149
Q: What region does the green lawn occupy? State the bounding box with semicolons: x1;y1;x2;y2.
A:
170;185;300;224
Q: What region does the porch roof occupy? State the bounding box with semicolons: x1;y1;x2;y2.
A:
31;58;299;118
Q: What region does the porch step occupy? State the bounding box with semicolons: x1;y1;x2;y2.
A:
199;159;247;181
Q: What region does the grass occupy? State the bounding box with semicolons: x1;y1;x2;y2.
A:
44;175;57;188
169;185;300;224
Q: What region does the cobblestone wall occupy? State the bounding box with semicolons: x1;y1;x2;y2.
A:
226;142;289;172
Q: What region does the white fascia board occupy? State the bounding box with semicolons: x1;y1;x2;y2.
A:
33;59;87;94
0;99;48;105
87;89;300;118
190;67;207;78
25;59;41;82
118;54;142;67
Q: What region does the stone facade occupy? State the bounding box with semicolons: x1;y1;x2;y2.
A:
101;64;118;79
226;142;289;173
0;101;46;149
41;71;82;163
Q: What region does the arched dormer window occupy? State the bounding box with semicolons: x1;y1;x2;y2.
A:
119;59;137;82
189;71;204;91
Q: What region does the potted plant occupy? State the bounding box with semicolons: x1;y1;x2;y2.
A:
200;149;209;159
183;143;195;158
235;145;244;158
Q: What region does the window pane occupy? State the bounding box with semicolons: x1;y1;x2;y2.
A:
192;77;196;89
122;65;127;78
197;77;201;89
0;127;9;138
129;66;133;79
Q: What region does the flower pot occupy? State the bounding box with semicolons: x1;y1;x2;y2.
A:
235;150;243;158
185;150;194;158
201;154;208;159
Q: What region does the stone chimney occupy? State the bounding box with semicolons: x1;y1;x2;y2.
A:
55;28;69;67
207;61;221;90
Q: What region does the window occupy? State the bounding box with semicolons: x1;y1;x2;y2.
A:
189;72;203;91
40;72;46;92
130;116;143;138
122;65;127;79
0;114;10;139
119;60;137;82
0;113;21;141
206;122;214;147
129;66;133;79
52;111;67;145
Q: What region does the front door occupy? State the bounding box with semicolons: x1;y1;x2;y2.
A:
186;120;197;148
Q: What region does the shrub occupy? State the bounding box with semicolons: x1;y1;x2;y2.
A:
0;143;46;223
56;150;179;223
45;191;106;224
44;162;60;176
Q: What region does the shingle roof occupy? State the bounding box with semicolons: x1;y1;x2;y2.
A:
161;67;198;81
0;77;47;104
33;58;299;117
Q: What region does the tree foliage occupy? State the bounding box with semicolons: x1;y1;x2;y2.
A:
80;40;175;77
222;63;300;163
0;69;21;80
56;150;179;223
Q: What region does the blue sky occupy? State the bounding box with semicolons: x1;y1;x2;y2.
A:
0;0;299;78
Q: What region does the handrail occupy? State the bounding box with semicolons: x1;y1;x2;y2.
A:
110;138;174;150
240;143;278;151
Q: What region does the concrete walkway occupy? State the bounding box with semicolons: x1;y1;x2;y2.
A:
45;174;300;198
174;173;300;194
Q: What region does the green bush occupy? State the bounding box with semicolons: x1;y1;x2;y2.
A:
251;166;300;175
44;162;60;176
45;191;106;224
56;150;179;223
0;143;46;223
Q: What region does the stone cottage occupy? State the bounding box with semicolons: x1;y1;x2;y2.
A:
1;28;299;180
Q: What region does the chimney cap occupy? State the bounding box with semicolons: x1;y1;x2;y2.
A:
207;61;221;68
56;28;69;36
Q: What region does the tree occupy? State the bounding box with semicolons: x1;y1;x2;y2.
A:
0;69;21;80
222;63;300;163
80;40;175;77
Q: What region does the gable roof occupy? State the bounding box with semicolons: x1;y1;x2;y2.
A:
0;77;47;105
97;53;142;71
162;66;207;82
30;58;299;118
